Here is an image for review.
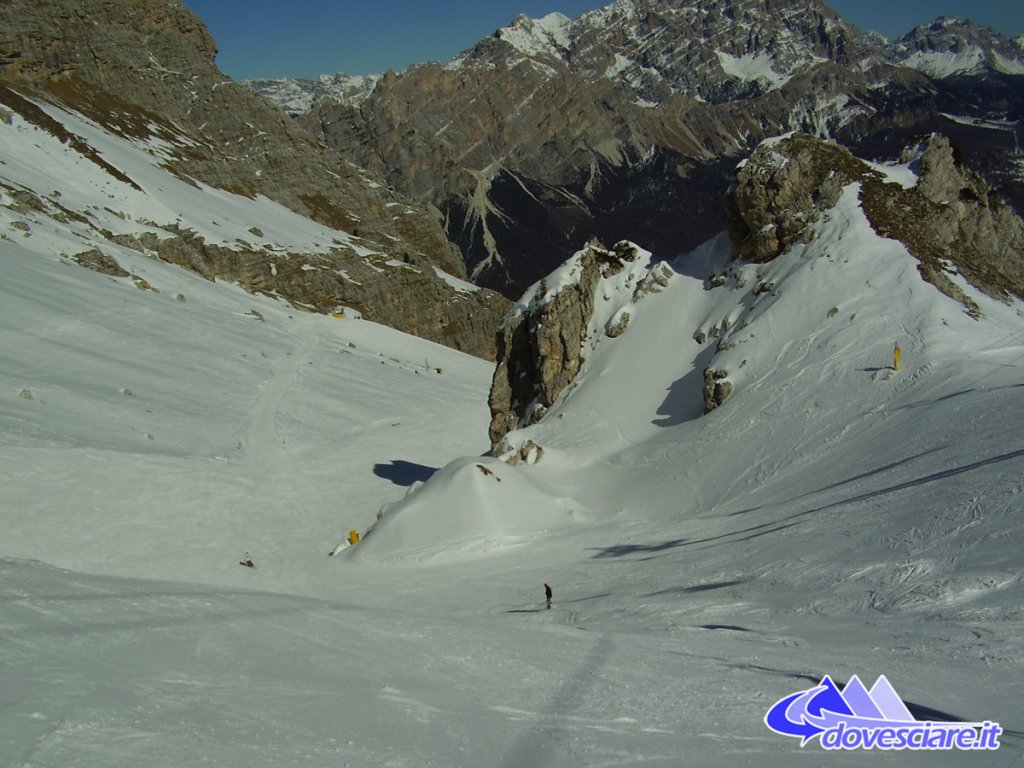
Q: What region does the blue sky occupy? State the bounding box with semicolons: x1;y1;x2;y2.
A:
180;0;1024;80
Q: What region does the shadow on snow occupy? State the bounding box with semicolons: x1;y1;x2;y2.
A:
372;459;438;486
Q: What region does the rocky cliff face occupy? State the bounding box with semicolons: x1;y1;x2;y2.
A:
487;240;672;450
0;0;510;358
259;0;1022;299
726;132;1024;312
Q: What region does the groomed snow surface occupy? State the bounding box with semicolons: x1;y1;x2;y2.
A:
3;152;1024;765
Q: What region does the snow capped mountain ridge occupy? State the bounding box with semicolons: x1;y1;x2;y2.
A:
449;0;863;103
251;0;870;112
493;12;574;60
0;0;511;357
249;2;1023;118
886;16;1024;79
243;72;382;117
464;1;1024;99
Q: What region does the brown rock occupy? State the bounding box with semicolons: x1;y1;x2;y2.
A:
726;132;1024;309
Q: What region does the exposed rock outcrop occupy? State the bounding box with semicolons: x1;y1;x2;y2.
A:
725;134;861;261
488;240;669;449
71;248;130;278
487;250;601;448
107;228;507;357
726;132;1024;310
703;369;734;414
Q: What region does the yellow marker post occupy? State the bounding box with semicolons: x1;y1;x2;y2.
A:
893;342;902;372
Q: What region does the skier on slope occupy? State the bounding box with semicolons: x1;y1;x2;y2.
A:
545;583;552;609
241;552;254;568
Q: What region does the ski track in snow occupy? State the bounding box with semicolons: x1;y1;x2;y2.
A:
245;331;318;470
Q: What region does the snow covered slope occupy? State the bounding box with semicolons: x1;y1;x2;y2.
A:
0;237;492;592
0;69;508;358
0;94;364;260
3;147;1023;765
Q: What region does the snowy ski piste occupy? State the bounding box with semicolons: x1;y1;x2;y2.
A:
1;99;1022;767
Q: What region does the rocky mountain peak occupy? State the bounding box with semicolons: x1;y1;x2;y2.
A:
453;0;871;104
491;12;574;60
242;72;381;118
886;17;1024;78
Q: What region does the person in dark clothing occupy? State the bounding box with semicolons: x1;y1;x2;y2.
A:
544;583;552;609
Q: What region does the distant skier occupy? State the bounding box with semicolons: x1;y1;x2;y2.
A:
240;552;254;568
545;583;552;609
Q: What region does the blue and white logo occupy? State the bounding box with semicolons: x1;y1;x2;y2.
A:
764;675;1001;751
